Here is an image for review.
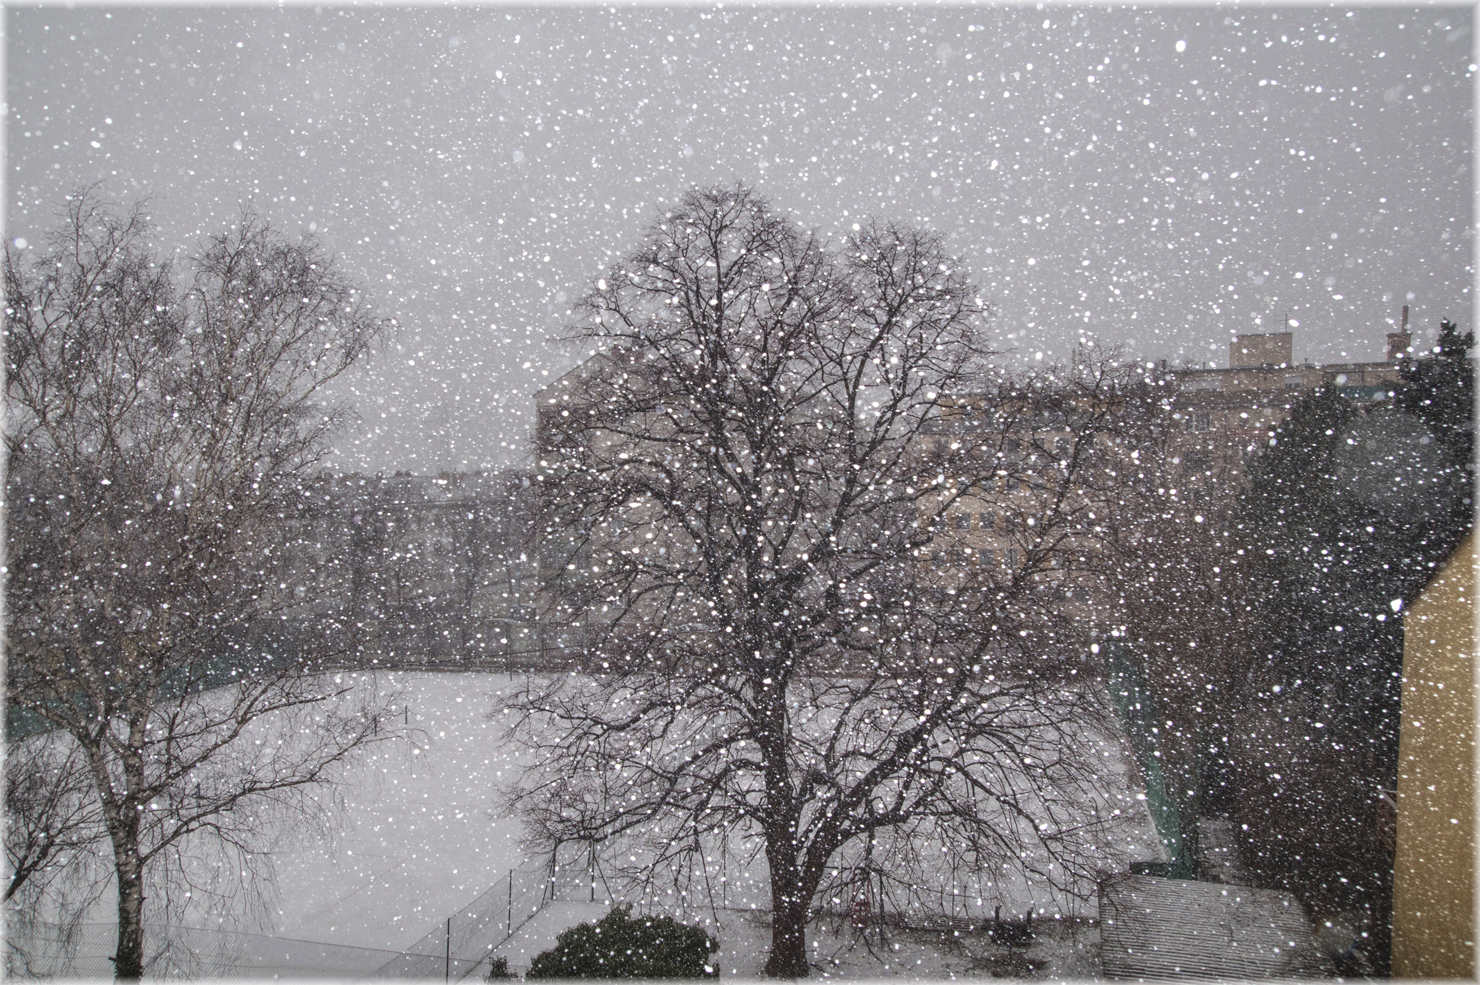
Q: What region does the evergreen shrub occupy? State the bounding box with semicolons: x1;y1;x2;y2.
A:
525;905;718;979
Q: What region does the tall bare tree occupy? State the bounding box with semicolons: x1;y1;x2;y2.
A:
506;187;1157;977
4;191;394;979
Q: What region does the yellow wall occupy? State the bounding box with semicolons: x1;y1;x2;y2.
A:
1392;531;1476;979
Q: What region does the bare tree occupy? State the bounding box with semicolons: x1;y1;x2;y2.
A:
3;731;113;974
505;187;1157;977
5;731;105;906
4;190;394;979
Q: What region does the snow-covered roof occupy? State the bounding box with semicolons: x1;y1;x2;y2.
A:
1098;874;1333;980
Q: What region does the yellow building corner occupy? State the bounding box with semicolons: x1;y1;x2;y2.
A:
1392;531;1476;978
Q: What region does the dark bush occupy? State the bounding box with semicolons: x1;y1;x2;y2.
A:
525;905;718;979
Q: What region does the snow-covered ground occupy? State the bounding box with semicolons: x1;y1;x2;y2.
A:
9;670;1159;979
267;671;532;952
489;901;1105;980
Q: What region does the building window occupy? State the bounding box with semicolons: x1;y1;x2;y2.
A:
953;512;971;531
979;512;996;530
981;548;995;568
1195;412;1213;432
1008;548;1020;568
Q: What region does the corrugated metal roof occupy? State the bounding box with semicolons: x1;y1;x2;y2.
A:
1099;874;1334;980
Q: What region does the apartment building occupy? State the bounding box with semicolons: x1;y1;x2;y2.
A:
281;468;542;665
1167;324;1407;483
915;323;1412;609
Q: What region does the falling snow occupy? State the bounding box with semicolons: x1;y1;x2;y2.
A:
6;6;1471;472
5;5;1473;981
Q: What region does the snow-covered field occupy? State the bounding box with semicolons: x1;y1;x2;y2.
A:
268;671;531;952
9;670;1159;979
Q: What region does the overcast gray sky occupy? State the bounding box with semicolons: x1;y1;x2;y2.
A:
8;5;1473;472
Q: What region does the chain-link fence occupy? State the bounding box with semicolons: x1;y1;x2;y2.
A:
4;846;601;981
370;863;546;978
371;841;610;980
3;920;455;979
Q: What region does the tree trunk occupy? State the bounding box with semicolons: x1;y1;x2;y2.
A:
764;893;811;978
756;667;811;978
113;852;146;980
106;723;149;982
762;829;811;978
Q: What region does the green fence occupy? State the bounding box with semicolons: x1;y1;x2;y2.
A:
6;628;303;743
1105;643;1195;879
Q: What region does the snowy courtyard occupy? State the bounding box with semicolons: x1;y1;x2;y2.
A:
8;670;1160;979
8;6;1469;979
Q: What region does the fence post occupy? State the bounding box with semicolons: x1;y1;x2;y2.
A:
445;917;451;982
508;869;514;937
876;869;886;947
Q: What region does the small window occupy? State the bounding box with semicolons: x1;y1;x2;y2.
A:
1008;548;1020;568
981;548;995;568
954;512;971;531
979;512;996;530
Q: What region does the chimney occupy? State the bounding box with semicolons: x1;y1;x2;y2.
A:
1386;305;1412;361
